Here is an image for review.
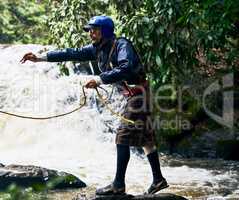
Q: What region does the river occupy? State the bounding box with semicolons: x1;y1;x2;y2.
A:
0;45;238;200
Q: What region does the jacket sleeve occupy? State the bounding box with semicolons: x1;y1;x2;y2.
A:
99;39;139;84
47;44;97;62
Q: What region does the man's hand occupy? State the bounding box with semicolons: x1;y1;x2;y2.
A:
85;79;98;89
20;52;40;63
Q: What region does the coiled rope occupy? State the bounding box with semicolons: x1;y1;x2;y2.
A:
0;85;134;124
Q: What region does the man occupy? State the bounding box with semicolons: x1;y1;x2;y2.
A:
21;16;168;195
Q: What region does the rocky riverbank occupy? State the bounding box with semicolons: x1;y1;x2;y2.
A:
73;193;188;200
0;163;86;190
0;163;189;200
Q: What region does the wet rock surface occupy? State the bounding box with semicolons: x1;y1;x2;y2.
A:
73;193;188;200
172;128;239;159
0;164;86;190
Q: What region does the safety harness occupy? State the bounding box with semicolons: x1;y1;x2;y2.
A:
105;38;147;97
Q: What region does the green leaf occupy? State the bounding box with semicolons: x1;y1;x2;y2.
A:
156;55;162;67
168;8;173;16
142;16;150;23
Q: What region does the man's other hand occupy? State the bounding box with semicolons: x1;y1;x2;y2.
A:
85;79;98;89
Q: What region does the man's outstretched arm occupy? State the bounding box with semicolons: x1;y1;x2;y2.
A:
20;44;97;63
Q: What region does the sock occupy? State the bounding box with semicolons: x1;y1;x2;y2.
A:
147;150;163;184
113;144;130;188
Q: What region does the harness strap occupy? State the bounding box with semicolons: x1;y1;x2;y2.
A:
106;39;135;97
106;39;116;69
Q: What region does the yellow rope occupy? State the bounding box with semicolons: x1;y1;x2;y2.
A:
95;87;135;125
0;85;135;124
0;85;87;120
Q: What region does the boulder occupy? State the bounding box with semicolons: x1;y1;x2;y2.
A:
0;164;86;190
73;193;188;200
173;128;238;159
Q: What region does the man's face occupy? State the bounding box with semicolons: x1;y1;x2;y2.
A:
89;27;102;44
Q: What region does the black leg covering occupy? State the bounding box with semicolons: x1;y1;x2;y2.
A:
113;144;130;188
147;150;163;184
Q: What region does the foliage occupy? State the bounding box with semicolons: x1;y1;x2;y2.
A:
48;0;109;48
0;184;46;200
0;0;49;44
0;175;77;200
47;0;239;87
110;0;239;87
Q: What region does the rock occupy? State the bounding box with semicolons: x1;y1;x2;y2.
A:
73;193;188;200
216;139;239;160
173;128;239;159
0;164;86;190
0;163;4;167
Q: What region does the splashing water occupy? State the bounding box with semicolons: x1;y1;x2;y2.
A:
0;45;238;199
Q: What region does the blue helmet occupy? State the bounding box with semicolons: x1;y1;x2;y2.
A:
83;16;114;38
